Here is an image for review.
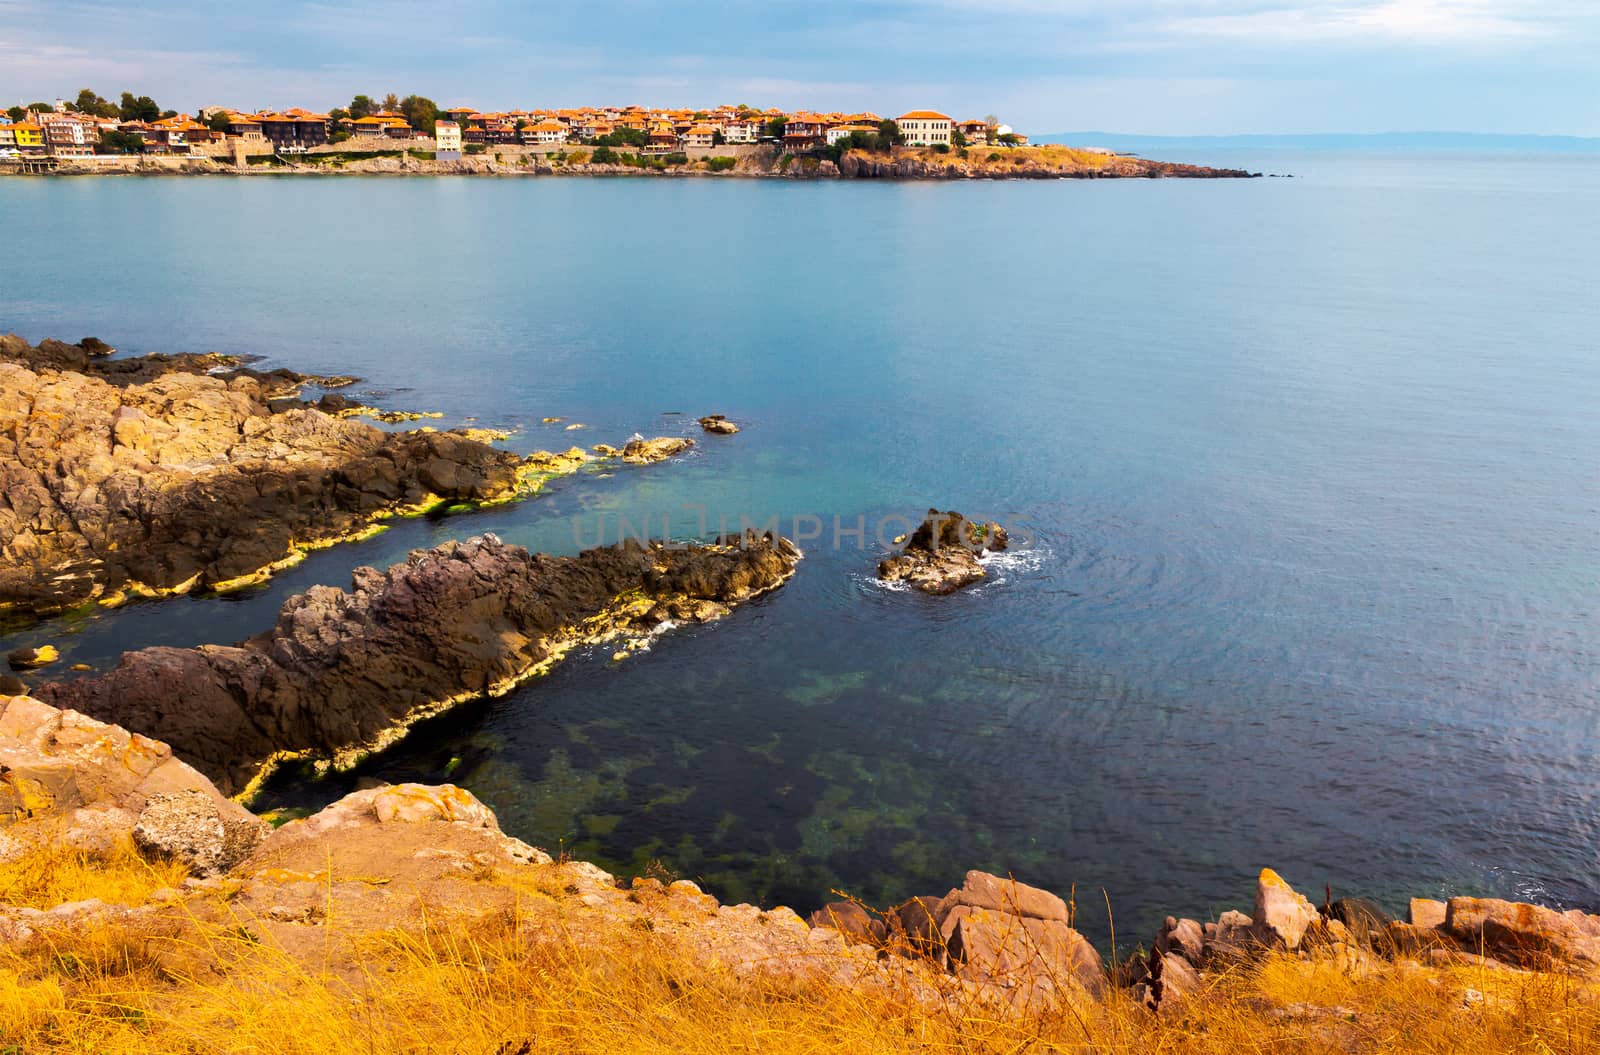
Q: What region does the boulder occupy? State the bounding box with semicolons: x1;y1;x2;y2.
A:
6;646;58;671
132;788;265;876
808;901;886;946
943;870;1070;922
891;895;949;957
1251;868;1319;950
941;904;1106;996
1204;910;1256;962
1154;916;1206;965
620;437;694;464
1444;897;1600;971
1148;950;1201;1012
1408;898;1447;929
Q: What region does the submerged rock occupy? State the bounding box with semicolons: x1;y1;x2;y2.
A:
6;645;58;671
40;530;801;797
877;508;1009;595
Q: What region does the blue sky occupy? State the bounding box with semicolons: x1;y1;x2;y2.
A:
1;0;1596;135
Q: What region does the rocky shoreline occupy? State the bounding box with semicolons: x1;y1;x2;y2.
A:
0;335;693;619
3;145;1258;181
4;690;1597;1049
38;530;801;798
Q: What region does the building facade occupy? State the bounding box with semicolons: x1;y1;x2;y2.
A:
434;120;462;160
897;111;953;146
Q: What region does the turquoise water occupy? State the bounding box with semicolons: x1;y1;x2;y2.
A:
2;154;1597;940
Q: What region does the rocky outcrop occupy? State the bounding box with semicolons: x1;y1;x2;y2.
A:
878;509;1010;595
39;530;801;798
809;870;1107;1003
0;335;692;617
698;415;740;435
0;693;264;865
837;151;1256;181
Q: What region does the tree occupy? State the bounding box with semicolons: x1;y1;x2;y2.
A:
951;129;968;147
877;119;904;147
98;129;145;154
381;93;400;113
26;102;52;114
206;110;234;133
160;110;177;119
997;133;1021;147
400;94;438;131
72;88;118;118
692;111;708;120
712;129;725;146
591;145;617;164
6;106;24;122
348;95;375;119
118;92;160;122
762;116;787;139
328;107;349;125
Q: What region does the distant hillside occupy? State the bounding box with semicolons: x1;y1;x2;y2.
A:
1037;131;1600;153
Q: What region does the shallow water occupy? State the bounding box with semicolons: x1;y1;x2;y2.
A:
2;153;1597;939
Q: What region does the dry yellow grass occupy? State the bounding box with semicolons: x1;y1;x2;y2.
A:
1;845;1598;1054
0;838;188;911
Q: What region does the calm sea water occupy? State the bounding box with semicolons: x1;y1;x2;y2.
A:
2;153;1597;942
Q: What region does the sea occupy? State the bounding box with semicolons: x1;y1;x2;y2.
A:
1;151;1596;942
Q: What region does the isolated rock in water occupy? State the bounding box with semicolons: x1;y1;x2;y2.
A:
132;788;265;876
1252;869;1320;950
620;436;694;464
40;531;801;797
6;646;58;671
1444;897;1600;970
877;509;1009;595
0;693;258;864
698;415;740;434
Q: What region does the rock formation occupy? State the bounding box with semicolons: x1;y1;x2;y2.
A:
877;509;1010;595
39;531;801;798
0;692;265;869
0;335;693;617
698;415;740;434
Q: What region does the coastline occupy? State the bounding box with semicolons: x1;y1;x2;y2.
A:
0;143;1260;181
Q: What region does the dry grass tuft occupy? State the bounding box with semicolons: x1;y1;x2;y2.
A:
0;837;189;911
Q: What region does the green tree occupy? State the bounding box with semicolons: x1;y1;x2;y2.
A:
118;92;161;122
951;129;968;147
328;107;349;125
762;117;787;139
712;129;725;146
381;92;400;113
591;145;617;164
877;119;904;147
348;95;376;119
997;133;1021;146
26;102;52;114
98;129;145;154
72;88;118;118
6;106;25;122
400;94;438;131
206;110;234;133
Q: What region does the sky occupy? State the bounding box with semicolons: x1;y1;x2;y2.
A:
1;0;1597;136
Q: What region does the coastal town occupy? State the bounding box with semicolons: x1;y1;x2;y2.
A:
0;90;1028;165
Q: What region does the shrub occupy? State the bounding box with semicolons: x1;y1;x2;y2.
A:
591;145;617;164
706;156;737;172
661;152;687;165
465;144;486;155
933;143;951;154
988;152;1002;162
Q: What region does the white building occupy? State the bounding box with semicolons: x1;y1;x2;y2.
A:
524;119;568;145
434;120;462;160
896;110;953;147
719;118;762;144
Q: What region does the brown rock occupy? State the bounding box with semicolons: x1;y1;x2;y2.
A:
1252;868;1319;950
941;904;1106;996
1154;916;1206;965
808;901;886;946
1409;898;1447;929
698;415;740;435
943;870;1070;922
1444;897;1600;971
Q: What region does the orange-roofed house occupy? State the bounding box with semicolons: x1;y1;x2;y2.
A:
719;116;762;144
957;118;993;145
11;122;45;155
681;123;717;149
521;119;568;145
897;110;953;146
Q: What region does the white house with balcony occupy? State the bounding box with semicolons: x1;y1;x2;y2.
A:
435;120;462;160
